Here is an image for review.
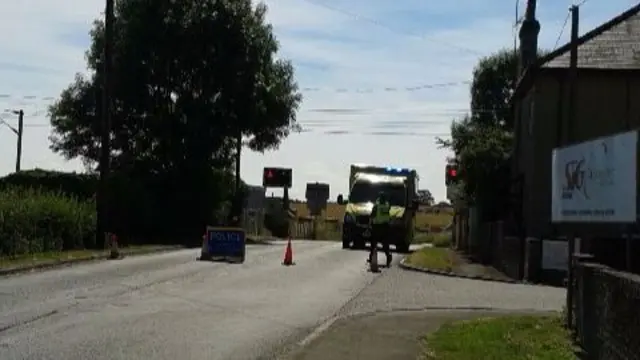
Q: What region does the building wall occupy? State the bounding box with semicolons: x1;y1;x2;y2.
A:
521;70;640;240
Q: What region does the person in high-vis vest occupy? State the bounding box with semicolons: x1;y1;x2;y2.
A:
368;191;392;267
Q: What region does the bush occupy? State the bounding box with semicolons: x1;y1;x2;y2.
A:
0;187;96;256
264;212;290;238
432;231;452;248
0;169;97;200
0;168;243;247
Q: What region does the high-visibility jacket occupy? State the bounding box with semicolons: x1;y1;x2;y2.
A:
372;199;391;224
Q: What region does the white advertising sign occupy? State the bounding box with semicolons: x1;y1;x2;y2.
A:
551;130;637;223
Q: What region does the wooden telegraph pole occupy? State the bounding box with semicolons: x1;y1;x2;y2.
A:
565;4;579;329
98;0;114;248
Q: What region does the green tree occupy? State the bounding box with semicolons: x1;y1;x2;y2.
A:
417;189;435;206
438;49;519;210
469;49;519;130
439;48;547;215
48;0;302;241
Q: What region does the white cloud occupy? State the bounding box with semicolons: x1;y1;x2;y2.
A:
0;0;636;202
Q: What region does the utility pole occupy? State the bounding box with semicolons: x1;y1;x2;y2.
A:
567;5;579;143
231;129;242;226
98;0;114;248
235;130;241;194
15;110;23;172
565;3;579;330
518;0;541;75
514;0;540;279
1;109;24;172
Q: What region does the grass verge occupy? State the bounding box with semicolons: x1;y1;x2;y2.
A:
415;212;453;231
414;231;451;247
405;247;458;271
0;245;181;271
420;314;576;360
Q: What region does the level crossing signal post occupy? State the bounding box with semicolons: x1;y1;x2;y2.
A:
263;167;293;209
445;164;463;202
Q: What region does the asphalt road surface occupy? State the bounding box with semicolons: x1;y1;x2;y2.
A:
0;241;381;360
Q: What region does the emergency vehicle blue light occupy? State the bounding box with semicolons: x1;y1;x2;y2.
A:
383;167;410;174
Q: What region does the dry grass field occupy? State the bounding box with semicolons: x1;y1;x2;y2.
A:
291;202;453;231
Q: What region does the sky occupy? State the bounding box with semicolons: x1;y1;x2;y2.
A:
0;0;637;201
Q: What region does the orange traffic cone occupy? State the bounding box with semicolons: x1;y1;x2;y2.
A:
198;233;212;261
282;238;295;266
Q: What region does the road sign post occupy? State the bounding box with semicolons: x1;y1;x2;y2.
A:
305;183;330;239
305;182;330;216
262;167;294;237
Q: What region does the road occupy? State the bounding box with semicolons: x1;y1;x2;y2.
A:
0;241;566;360
0;241;380;360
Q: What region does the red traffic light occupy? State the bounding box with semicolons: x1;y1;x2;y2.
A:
265;170;273;178
445;164;459;186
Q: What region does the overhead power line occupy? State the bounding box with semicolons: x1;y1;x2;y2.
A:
554;10;571;49
301;81;471;93
300;0;484;56
0;80;471;102
5;105;507;128
299;129;451;137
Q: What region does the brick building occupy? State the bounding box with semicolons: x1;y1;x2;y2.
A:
511;3;640;276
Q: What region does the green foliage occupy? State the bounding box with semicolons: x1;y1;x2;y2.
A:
432;232;452;248
418;189;435;206
0;187;96;256
0;169;97;200
438;48;550;209
264;212;289;238
438;49;521;212
405;247;456;271
448;118;513;203
44;0;301;242
470;49;519;130
421;315;576;360
49;0;302;169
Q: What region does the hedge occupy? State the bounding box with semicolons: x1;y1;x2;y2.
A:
0;168;97;200
0;168;250;248
0;187;96;256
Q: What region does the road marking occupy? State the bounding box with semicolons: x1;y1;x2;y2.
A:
297;315;340;347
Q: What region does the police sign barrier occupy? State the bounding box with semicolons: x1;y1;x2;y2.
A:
206;226;246;263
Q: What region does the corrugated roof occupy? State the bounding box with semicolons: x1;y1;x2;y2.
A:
542;4;640;69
